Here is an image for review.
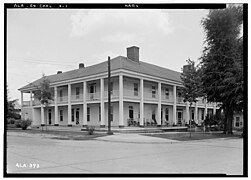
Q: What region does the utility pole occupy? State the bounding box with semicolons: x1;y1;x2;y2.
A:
107;56;113;135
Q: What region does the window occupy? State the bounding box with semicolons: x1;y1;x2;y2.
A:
201;110;204;120
191;110;194;120
59;90;63;101
87;107;90;122
134;83;138;96
76;87;80;99
71;109;74;122
99;106;101;121
152;86;156;98
60;110;63;121
235;117;240;127
165;108;169;121
89;84;96;99
165;88;169;99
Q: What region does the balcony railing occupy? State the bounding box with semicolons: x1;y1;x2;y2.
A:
144;91;158;101
123;89;140;100
161;96;174;103
57;96;68;104
104;90;119;99
87;92;100;101
177;97;184;104
22;101;30;107
71;94;83;102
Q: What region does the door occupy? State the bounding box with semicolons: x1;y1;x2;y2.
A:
76;108;80;125
177;111;183;125
48;109;52;125
129;106;134;119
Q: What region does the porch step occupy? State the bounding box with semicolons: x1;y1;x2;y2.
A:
81;126;188;134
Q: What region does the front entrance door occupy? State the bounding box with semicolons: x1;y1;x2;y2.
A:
76;108;80;125
129;106;134;119
177;111;183;125
48;109;52;125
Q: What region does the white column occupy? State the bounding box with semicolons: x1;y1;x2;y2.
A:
68;84;72;126
100;78;105;127
30;91;33;107
204;99;208;119
41;105;45;126
54;86;58;126
119;75;124;127
195;102;198;124
213;103;216;115
173;85;177;125
21;92;23;107
186;102;189;124
140;78;144;126
157;82;162;126
83;81;87;126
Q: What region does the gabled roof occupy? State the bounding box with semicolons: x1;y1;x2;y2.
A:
19;56;182;91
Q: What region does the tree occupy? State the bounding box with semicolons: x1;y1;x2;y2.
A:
200;5;243;134
180;58;203;137
33;74;54;105
6;85;21;119
33;74;54;130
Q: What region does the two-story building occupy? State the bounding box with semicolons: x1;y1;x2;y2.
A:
18;46;218;127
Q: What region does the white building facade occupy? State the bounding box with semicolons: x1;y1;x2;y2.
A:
19;46;218;127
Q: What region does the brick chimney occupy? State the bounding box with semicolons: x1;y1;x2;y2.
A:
57;71;62;74
79;63;85;69
183;65;192;74
127;46;139;62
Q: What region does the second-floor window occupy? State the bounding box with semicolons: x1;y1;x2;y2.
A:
76;87;80;99
152;86;156;98
134;83;138;96
59;90;63;101
110;82;113;95
89;84;96;99
165;88;169;99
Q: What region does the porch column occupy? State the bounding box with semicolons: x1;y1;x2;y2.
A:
119;75;124;127
83;81;87;127
54;86;59;126
195;102;198;124
100;78;105;127
30;91;33;107
186;102;189;124
204;99;208;119
20;92;23;107
41;105;45;126
173;85;177;125
68;84;72;126
213;103;216;115
140;78;144;127
157;82;162;127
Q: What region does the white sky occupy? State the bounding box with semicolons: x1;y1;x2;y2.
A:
5;2;245;104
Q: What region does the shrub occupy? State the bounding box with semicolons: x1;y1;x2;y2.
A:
15;120;22;128
86;126;95;135
15;119;32;130
7;118;16;124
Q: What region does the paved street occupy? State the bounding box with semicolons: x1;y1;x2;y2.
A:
6;131;243;175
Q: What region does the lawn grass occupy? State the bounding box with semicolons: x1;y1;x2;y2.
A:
143;132;242;141
7;129;109;141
